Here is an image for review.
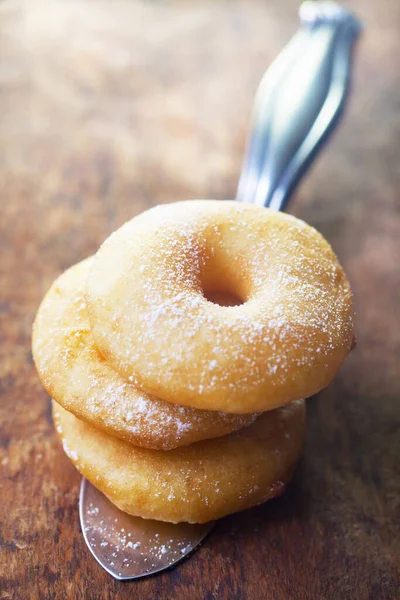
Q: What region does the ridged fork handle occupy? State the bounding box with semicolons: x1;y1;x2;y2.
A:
236;1;361;210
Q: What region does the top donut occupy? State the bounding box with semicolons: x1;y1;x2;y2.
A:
87;200;354;413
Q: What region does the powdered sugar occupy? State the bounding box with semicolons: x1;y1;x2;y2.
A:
33;256;258;451
87;201;353;412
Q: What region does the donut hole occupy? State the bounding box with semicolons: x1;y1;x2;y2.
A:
203;289;244;307
199;250;249;307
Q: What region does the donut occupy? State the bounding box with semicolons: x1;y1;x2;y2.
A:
53;399;306;523
87;200;354;413
32;259;257;450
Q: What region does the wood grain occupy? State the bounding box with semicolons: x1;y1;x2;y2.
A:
0;1;399;598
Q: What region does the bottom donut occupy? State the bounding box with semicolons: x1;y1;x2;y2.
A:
53;400;306;524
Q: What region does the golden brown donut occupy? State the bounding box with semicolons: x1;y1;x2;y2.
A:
53;399;306;523
87;200;354;413
32;259;257;450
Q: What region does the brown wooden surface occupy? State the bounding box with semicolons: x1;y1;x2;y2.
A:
1;1;399;598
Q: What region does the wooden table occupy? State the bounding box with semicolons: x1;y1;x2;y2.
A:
1;1;399;598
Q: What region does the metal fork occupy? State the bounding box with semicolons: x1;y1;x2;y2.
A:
79;1;361;581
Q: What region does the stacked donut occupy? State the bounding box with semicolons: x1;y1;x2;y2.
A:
33;201;354;523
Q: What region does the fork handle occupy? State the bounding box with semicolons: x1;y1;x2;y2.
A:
236;1;361;210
